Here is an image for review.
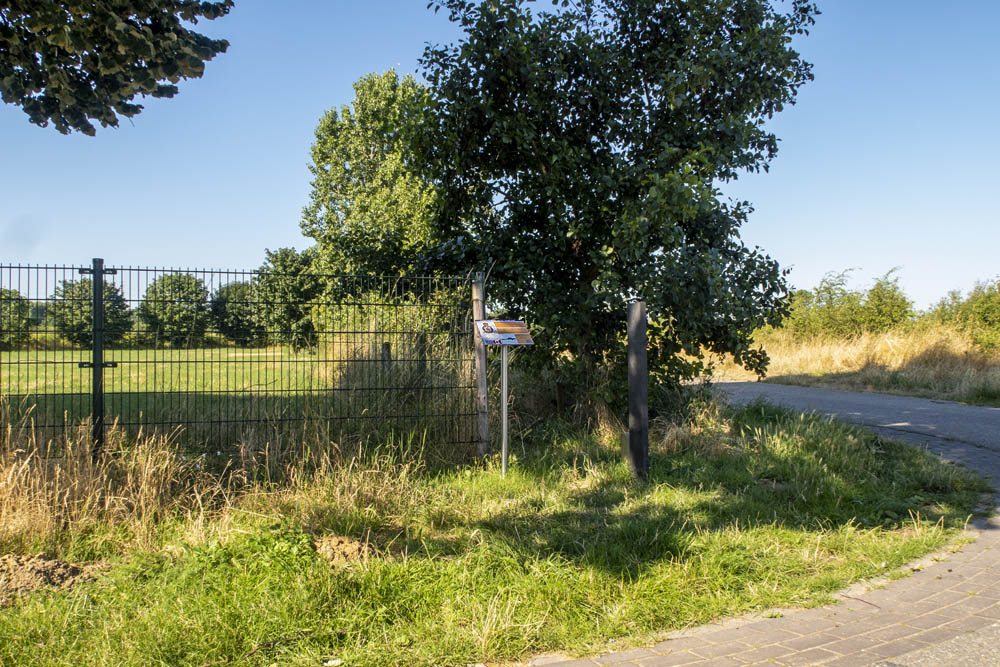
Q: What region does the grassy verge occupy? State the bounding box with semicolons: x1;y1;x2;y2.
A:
714;325;1000;406
0;402;991;666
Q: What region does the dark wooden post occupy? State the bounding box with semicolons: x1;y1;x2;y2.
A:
627;300;649;479
472;272;489;456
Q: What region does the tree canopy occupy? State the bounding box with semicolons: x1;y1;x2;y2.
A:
210;281;266;346
420;0;817;390
137;273;210;347
49;279;132;347
301;70;441;276
0;0;232;135
0;288;31;350
254;248;321;350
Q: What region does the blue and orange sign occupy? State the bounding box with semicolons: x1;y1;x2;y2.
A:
475;320;534;346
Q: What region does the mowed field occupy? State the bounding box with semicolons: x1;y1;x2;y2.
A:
0;344;476;448
2;346;328;395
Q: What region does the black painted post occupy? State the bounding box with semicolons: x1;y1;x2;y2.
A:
627;300;649;479
91;257;105;457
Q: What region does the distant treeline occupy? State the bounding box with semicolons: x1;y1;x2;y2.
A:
781;269;1000;352
0;249;319;351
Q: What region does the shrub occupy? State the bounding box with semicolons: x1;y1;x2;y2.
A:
859;270;912;334
137;274;210;347
783;269;912;339
923;281;1000;354
0;288;31;349
48;279;131;347
964;281;1000;352
210;282;265;346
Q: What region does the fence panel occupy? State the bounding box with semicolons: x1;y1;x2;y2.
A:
0;261;477;455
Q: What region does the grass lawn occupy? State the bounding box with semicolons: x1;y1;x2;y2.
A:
0;402;990;666
1;344;476;449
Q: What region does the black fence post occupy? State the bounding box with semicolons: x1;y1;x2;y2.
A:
90;258;106;457
627;300;649;479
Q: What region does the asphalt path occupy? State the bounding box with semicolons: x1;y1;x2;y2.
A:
715;381;1000;454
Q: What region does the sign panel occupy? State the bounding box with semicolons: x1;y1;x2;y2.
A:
475;320;534;346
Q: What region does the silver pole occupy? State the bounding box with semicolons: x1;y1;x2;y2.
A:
501;345;509;477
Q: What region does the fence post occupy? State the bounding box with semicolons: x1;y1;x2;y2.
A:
627;300;649;479
90;258;106;457
472;272;489;456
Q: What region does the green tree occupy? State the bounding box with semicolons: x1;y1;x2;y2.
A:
0;288;31;349
421;0;817;390
49;279;131;347
301;70;440;276
254;248;321;350
210;281;265;346
860;269;912;333
1;0;232;135
137;273;209;347
810;269;863;338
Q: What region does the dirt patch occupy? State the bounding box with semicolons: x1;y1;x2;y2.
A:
315;536;375;567
0;553;106;607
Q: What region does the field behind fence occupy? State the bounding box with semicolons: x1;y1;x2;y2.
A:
0;261;478;455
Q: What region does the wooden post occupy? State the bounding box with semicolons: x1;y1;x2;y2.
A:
627;300;649;479
472;272;489;456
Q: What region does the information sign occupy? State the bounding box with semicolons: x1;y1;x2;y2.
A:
475;320;534;346
474;319;532;476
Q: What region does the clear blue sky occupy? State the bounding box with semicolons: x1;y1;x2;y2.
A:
2;1;998;309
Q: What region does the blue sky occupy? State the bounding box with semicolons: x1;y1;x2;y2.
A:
2;1;998;308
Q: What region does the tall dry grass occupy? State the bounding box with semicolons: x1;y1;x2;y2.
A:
0;396;452;558
715;323;1000;404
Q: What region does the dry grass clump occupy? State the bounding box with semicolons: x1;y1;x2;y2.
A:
650;400;741;457
714;324;1000;405
0;392;453;560
0;415;230;554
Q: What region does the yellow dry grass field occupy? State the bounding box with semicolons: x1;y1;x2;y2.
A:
713;324;1000;405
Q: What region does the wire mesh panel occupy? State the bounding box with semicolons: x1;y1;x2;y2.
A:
1;264;93;450
1;262;477;455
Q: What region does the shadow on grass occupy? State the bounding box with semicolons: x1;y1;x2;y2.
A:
452;404;993;578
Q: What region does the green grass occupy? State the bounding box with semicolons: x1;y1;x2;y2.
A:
1;345;373;395
1;343;475;450
0;403;990;666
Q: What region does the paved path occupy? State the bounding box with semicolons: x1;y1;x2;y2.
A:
534;383;1000;667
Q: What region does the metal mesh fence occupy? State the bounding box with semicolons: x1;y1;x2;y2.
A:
0;261;477;455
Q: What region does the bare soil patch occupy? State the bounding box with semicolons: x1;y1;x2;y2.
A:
0;553;106;606
314;536;375;567
314;533;409;567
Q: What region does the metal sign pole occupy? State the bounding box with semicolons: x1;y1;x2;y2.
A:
473;318;532;478
501;344;509;476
